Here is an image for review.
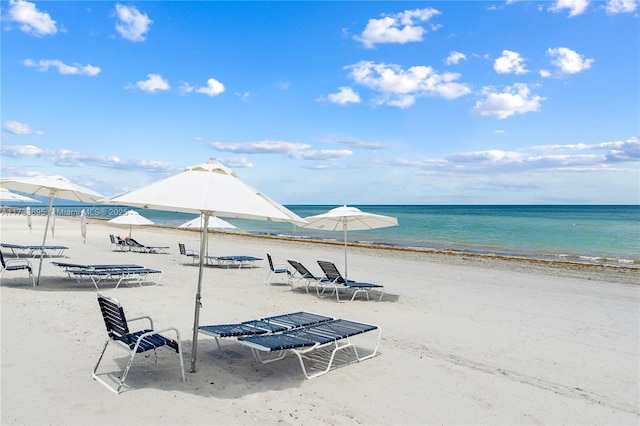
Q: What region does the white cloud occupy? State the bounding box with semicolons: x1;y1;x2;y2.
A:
494;50;528;74
3;120;44;135
195;78;225;97
446;51;467;65
0;143;177;172
318;135;385;150
605;0;638;13
355;7;441;48
346;61;471;108
209;140;352;160
23;59;101;76
547;47;594;74
548;0;590;17
115;4;152;42
326;87;361;105
134;74;170;92
7;0;57;37
472;83;545;119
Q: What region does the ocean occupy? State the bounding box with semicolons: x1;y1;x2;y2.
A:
4;204;638;267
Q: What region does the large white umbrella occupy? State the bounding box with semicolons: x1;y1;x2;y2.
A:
0;188;40;203
108;209;154;238
179;215;236;230
179;215;236;258
302;205;398;280
0;175;104;285
106;158;306;373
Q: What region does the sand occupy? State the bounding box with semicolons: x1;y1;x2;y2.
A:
1;214;639;425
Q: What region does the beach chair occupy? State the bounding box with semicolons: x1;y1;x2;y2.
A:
92;293;185;394
199;311;334;350
109;234;127;251
66;267;163;290
287;259;330;293
178;242;199;265
26;245;69;257
0;250;35;287
126;238;169;254
237;318;381;379
317;260;385;302
206;255;263;269
265;252;290;285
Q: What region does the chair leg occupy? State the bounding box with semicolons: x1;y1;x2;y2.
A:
117;350;139;393
92;339;121;394
265;270;273;285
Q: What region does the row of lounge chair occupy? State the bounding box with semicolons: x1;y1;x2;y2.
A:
266;254;385;302
94;293;380;393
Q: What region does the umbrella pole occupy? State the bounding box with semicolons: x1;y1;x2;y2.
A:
344;222;348;280
190;213;210;373
36;191;55;286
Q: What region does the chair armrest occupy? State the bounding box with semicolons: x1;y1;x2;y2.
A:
127;315;154;329
5;259;32;267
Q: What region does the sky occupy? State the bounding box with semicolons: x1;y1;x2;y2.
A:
1;0;639;205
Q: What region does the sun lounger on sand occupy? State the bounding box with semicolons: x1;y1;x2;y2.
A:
125;238;170;254
65;267;163;290
204;255;263;268
1;243;68;257
199;311;334;350
237;318;381;379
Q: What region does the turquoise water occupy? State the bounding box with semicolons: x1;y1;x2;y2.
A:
4;204;638;266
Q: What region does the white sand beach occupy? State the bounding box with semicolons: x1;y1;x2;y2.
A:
1;214;639;425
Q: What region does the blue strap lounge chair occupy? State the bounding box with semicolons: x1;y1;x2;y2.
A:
286;259;330;293
265;252;290;285
206;255;263;269
237;318;381;379
92;293;185;394
317;259;385;302
126;238;170;254
66;267;163;290
178;243;199;265
199;311;334;350
0;250;35;287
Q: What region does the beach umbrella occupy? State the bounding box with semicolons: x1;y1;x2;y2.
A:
26;206;32;232
302;205;398;280
105;158;306;373
179;215;236;230
81;209;87;243
0;188;40;203
0;175;104;285
108;209;154;238
179;215;236;258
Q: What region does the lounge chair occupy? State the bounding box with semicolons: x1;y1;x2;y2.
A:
199;311;334;350
178;242;199;265
0;243;29;256
65;267;163;290
237;318;381;379
126;238;169;254
92;293;185;394
317;259;385;302
205;255;263;269
286;259;330;293
0;250;35;287
26;245;69;257
265;252;290;285
109;234;127;252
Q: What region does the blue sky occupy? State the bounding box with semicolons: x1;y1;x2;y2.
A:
1;0;638;205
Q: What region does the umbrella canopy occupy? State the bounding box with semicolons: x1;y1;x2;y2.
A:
0;175;104;285
0;188;40;203
302;206;398;279
179;215;236;230
108;209;154;238
105;158;305;373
